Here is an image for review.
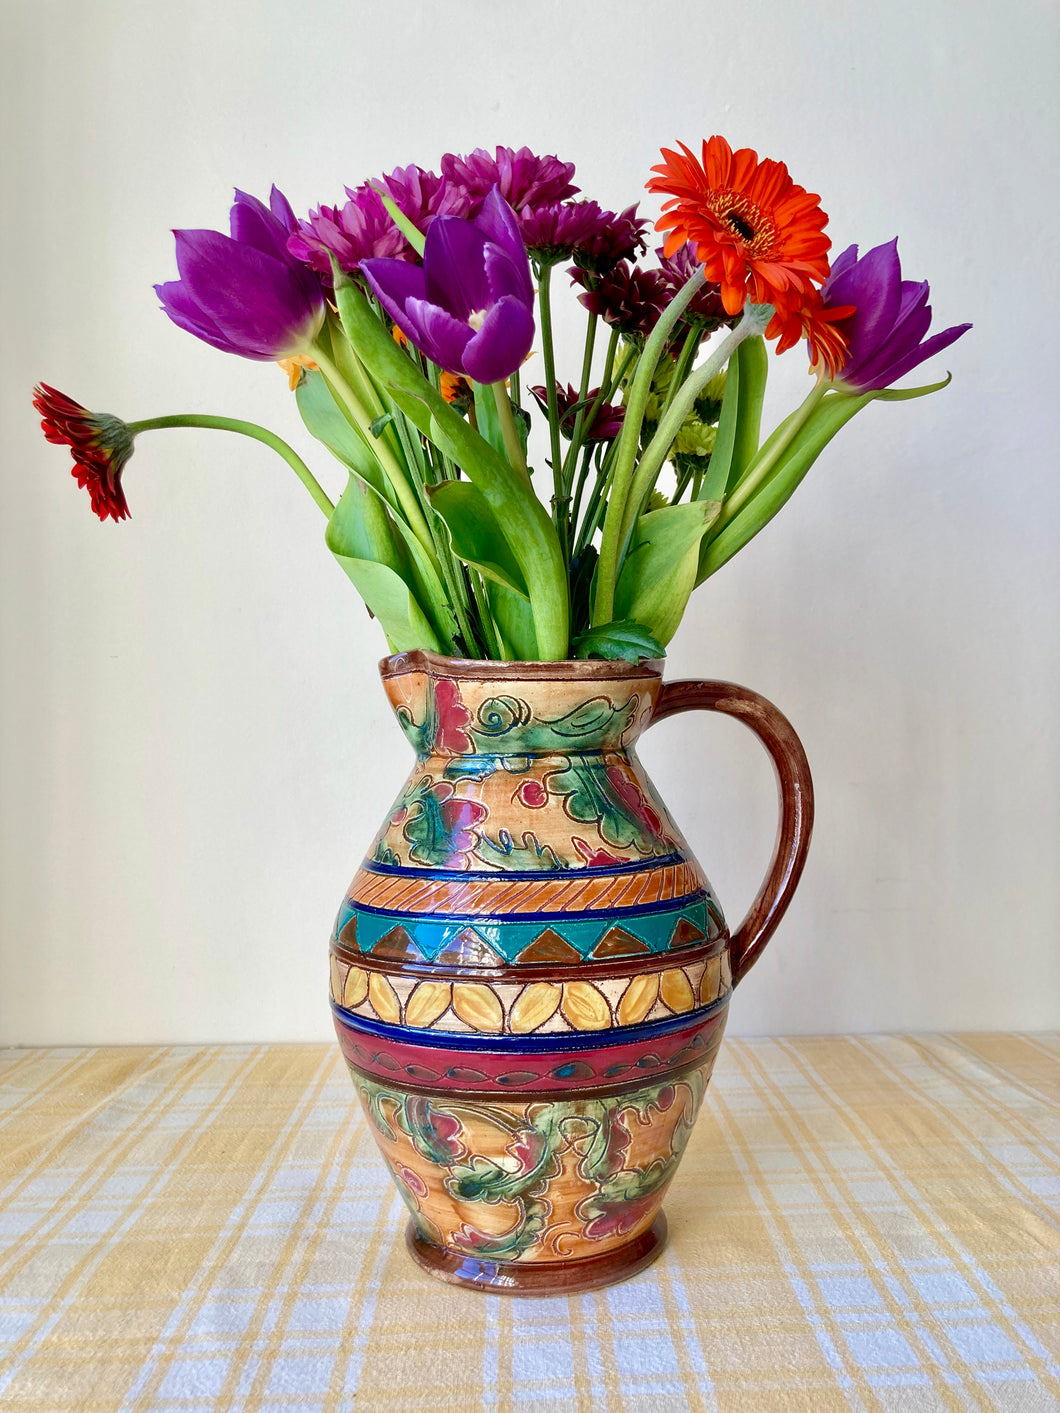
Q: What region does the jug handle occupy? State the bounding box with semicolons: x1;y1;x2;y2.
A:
650;680;814;986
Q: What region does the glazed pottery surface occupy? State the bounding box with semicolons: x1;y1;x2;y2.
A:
330;652;813;1293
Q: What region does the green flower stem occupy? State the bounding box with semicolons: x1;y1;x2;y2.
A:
617;305;772;552
658;322;702;423
592;267;706;626
535;262;566;532
569;442;595;538
491;380;530;481
125;414;334;516
310;344;438;564
561;311;598;494
575;441;620;556
709;378;827;535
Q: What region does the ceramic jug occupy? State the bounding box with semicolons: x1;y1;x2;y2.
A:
329;651;813;1293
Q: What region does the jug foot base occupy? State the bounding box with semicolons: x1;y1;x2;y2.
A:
405;1213;667;1296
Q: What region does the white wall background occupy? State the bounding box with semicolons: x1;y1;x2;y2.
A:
1;0;1056;1045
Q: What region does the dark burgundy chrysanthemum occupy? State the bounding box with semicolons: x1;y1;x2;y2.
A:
571;262;669;337
529;382;625;441
441;146;578;215
33;384;135;522
656;242;732;331
572;204;649;274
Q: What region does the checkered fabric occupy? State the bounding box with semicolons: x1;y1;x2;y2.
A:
1;1035;1057;1412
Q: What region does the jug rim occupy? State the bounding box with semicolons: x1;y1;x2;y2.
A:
380;649;665;683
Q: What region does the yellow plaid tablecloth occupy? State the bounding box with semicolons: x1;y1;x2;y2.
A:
0;1036;1057;1412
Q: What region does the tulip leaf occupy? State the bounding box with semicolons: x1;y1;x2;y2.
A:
699;335;768;503
326;474;449;652
573;621;666;663
471;380;506;458
328;556;443;653
615;500;721;646
488;582;540;660
427;480;530;598
872;371;952;401
296;370;387;496
697;390;873;584
329;269;569;658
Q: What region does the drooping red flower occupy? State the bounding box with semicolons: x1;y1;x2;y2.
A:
648;137;833;320
33;384;134;522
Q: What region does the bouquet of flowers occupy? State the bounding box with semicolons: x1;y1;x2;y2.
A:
34;137;969;663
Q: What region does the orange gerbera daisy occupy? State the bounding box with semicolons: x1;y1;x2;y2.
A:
767;289;855;379
648;137;833;320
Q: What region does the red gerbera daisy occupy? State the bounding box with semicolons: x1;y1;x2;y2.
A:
647;137;833;320
33;384;134;521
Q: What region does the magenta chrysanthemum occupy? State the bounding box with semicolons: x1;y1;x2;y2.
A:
441;146;578;216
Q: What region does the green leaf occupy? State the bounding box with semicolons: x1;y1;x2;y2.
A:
697;390;873;584
573;621;666;663
326;475;447;652
328;556;443;653
872;371;952;401
699;335;767;503
471;378;505;458
329;270;569;659
295;369;386;494
487;582;540;661
369;411;395;437
615;500;720;646
427;480;530;597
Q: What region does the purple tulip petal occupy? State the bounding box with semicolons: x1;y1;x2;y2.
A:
158;187;323;361
269;185;297;232
867;321;973;387
825;244;859;286
830;240;903;367
483;243;532;305
852;301;933;388
818;239;970;392
423;217;491;320
155;281;262;358
474;188;533;302
403;298;473;373
460;296;535;384
359;257;429;330
230;190;289;260
173;228;321;356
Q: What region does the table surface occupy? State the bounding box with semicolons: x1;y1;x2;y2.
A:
0;1035;1057;1413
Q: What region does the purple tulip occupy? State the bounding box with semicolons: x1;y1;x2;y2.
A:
155;186;325;360
360;187;535;385
821;239;971;391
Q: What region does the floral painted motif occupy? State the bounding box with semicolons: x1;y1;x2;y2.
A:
390;776;489;868
358;1071;706;1262
432;677;473;755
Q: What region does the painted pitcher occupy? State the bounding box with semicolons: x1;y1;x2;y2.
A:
329;652;813;1294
